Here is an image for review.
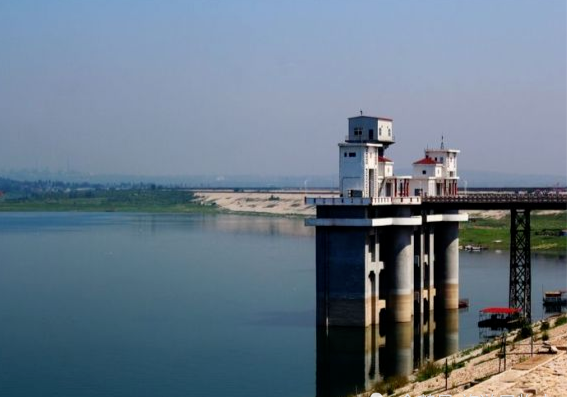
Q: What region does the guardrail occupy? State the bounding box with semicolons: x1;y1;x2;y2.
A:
423;194;567;204
305;196;421;206
305;194;566;206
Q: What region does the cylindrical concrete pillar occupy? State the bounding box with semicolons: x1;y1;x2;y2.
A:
434;221;459;309
388;226;414;322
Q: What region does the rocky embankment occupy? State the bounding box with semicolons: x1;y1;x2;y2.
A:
372;315;567;397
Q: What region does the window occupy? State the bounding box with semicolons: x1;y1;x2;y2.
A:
354;127;363;136
422;170;426;175
344;152;347;157
440;156;444;163
348;152;356;157
388;127;391;137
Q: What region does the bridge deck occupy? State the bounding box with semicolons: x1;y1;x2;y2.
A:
422;194;567;211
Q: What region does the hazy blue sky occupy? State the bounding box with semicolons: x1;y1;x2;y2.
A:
0;0;565;177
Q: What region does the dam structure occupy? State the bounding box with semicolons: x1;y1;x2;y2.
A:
305;114;468;326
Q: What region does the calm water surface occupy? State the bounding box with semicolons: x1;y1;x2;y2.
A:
0;213;564;397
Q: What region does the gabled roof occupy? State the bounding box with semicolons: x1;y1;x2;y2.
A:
378;156;393;163
413;157;438;165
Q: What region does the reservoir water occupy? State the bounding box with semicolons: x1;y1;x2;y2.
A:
0;213;565;397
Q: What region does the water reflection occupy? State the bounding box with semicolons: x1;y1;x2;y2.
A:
316;310;459;397
125;213;315;237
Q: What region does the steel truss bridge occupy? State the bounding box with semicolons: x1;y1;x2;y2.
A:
423;193;567;322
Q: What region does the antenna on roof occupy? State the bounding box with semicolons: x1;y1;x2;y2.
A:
440;135;445;150
360;109;363;116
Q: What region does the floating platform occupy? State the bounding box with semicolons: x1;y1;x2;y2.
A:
478;307;522;329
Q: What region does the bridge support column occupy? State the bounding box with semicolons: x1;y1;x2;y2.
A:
423;224;435;313
386;225;414;323
316;225;383;327
509;209;531;322
434;221;459;310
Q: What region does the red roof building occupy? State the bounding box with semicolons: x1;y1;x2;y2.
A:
413;156;437;165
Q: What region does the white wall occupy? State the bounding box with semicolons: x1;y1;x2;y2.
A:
377;119;393;142
339;146;364;196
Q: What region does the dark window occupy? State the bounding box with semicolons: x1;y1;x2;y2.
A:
369;129;374;140
349;152;356;157
422;170;426;175
344;153;347;157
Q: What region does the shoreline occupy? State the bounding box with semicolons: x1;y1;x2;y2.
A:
367;314;567;397
1;189;565;252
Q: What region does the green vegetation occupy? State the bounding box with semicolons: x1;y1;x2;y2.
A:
0;188;220;214
541;321;550;331
460;212;567;253
370;375;408;395
415;361;443;382
514;324;533;342
554;315;567;327
481;342;500;354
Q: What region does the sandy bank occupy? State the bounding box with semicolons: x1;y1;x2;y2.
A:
194;191;330;216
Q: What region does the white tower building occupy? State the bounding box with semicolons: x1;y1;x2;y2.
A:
339;115;395;198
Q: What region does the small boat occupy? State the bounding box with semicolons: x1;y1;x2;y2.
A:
459;298;469;309
478;307;521;329
464;244;486;252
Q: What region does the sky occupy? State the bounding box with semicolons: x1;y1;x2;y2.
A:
0;0;565;178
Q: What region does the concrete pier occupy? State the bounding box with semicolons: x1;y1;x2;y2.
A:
385;226;414;323
434;220;460;309
316;227;374;326
310;207;466;326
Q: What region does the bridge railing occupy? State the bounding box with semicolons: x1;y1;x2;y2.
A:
423;193;567;204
